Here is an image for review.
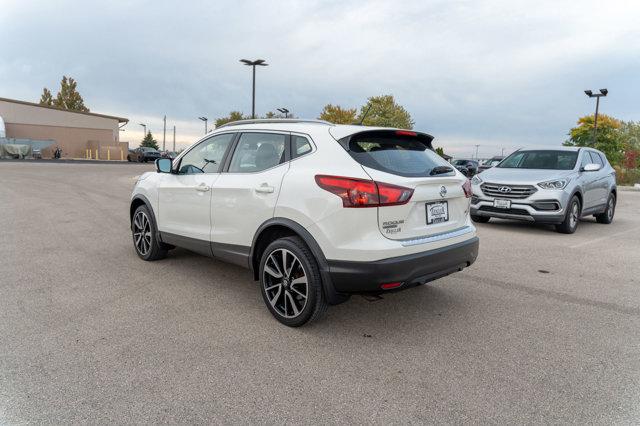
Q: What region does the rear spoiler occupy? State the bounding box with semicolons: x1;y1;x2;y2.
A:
334;129;435;151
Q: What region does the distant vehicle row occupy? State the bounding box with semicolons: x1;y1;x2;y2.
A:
127;147;177;162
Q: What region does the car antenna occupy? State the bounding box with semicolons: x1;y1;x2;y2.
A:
357;105;372;125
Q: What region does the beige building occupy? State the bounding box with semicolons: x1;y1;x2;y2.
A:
0;97;129;159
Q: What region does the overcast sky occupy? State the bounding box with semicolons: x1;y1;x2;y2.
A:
1;0;639;156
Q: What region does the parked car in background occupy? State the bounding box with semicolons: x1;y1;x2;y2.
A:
161;150;178;159
130;119;479;326
478;156;504;172
452;159;479;177
470;147;616;234
127;147;161;163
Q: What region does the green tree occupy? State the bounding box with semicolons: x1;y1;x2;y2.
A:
46;76;90;112
140;131;159;150
435;147;450;159
39;88;53;106
564;114;624;165
318;104;357;124
621;121;640;169
357;95;414;129
215;111;247;128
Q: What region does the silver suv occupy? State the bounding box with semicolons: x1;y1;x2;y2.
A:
470;147;616;234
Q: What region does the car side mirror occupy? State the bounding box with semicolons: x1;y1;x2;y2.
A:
156;158;172;173
582;163;601;172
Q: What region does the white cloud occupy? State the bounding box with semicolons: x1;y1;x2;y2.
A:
0;0;638;153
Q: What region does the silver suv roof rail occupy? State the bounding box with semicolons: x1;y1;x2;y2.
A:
217;118;333;128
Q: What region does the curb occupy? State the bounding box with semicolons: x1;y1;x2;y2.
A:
619;185;640;192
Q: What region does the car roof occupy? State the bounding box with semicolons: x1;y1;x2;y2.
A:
210;119;432;141
517;146;581;152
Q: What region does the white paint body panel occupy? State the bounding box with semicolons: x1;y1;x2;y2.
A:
131;122;476;263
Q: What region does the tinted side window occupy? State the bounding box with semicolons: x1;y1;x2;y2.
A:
178;133;235;174
589;151;604;167
292;135;312;158
228;133;286;173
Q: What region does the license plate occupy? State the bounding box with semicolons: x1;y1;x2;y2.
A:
493;199;511;209
426;201;449;224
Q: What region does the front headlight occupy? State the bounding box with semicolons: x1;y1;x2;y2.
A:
471;175;482;185
537;179;569;190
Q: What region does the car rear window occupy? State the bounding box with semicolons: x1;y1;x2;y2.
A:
339;130;454;177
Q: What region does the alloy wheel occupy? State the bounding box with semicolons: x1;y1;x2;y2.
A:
133;211;152;256
607;198;615;221
262;248;308;318
569;202;579;229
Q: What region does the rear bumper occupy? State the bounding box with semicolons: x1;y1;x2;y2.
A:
327;237;479;294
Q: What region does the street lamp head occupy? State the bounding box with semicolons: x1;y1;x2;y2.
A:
599;88;608;96
240;58;269;66
198;117;207;121
584;90;593;97
277;108;289;114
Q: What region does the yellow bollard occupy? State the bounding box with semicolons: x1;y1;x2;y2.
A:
95;149;99;160
85;149;88;159
107;147;110;161
121;148;124;161
89;149;92;160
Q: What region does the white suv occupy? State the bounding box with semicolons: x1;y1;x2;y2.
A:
130;119;479;326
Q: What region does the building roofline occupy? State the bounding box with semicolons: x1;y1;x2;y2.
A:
0;96;129;123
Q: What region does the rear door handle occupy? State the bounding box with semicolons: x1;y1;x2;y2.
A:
255;184;274;194
195;183;210;192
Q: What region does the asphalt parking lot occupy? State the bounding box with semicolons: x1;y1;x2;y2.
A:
1;161;639;424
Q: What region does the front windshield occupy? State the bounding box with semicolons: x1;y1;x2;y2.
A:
498;150;578;170
453;160;467;166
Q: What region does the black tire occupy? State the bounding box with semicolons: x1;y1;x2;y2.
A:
555;195;580;234
131;205;167;261
595;192;616;224
127;155;131;162
471;215;490;223
259;236;328;327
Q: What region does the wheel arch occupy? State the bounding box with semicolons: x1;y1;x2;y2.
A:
130;194;154;222
130;194;164;242
571;189;583;212
250;218;348;305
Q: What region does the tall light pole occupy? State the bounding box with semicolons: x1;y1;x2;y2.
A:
162;115;166;151
240;59;269;119
474;144;480;160
584;89;608;144
277;108;289;118
139;123;146;139
173;126;176;152
198;116;208;134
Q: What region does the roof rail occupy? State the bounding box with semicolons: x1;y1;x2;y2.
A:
217;118;333;128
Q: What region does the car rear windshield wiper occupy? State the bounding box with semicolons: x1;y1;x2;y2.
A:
429;166;454;176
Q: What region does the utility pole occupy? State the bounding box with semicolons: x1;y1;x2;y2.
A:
173;126;176;152
584;89;608;144
162;115;166;151
139;123;146;140
501;147;505;156
474;144;480;160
